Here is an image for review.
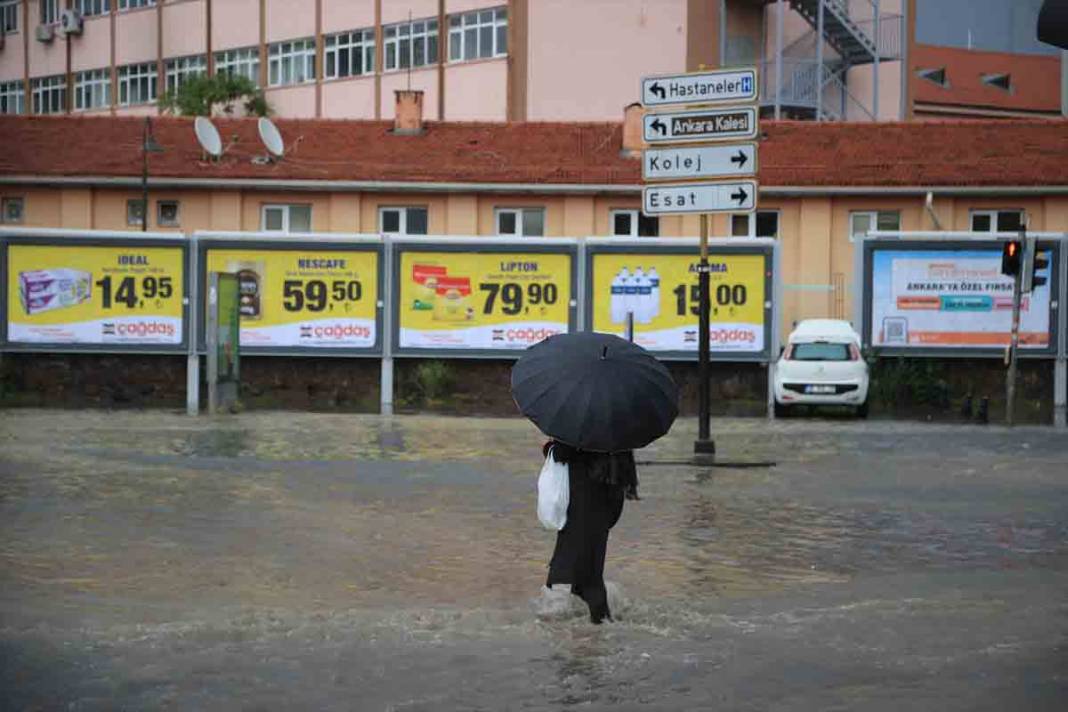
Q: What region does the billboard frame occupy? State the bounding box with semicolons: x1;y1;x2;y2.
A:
1;228;190;354
584;237;775;363
390;236;579;359
861;236;1060;358
194;232;384;357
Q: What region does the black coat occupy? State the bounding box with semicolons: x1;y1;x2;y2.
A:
543;441;638;623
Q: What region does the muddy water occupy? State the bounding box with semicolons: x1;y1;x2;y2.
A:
1;411;1067;710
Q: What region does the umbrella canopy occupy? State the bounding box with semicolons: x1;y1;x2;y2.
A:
511;331;679;452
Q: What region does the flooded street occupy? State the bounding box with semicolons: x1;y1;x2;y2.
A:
1;410;1067;710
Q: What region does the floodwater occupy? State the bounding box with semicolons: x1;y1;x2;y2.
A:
1;410;1067;710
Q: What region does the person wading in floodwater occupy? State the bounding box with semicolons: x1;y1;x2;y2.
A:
510;332;679;625
542;441;639;623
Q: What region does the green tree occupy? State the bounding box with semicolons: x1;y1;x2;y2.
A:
158;74;270;117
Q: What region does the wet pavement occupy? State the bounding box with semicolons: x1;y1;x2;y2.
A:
1;410;1066;711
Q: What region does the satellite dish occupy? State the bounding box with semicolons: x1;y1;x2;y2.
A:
258;117;284;159
194;116;222;158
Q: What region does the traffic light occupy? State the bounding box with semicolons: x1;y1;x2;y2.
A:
1001;240;1022;276
1031;248;1050;289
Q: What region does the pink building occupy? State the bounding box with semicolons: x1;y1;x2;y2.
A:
0;1;1062;122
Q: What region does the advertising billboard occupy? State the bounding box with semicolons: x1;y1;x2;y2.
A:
201;244;380;353
868;246;1054;351
587;245;770;359
395;247;574;353
5;240;185;349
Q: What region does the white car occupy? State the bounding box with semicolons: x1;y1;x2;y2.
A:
773;319;869;418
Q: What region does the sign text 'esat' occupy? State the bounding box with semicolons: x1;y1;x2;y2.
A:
643;181;757;216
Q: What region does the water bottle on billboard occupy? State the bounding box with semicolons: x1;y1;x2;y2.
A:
635;268;653;323
647;267;660;320
623;270;639;323
610;267;629;324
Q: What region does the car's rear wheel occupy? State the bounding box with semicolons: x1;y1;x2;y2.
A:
774;402;791;418
856;402;869;419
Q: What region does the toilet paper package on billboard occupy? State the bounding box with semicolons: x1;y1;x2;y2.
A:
18;268;92;315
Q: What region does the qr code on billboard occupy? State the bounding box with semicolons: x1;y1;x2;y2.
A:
883;317;907;344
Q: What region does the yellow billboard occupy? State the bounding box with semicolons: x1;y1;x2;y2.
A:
204;248;378;349
397;250;572;350
8;243;184;345
590;251;766;353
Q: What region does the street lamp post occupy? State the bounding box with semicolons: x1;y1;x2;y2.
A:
141;117;164;232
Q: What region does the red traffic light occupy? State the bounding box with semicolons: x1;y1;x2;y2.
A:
1001;240;1022;276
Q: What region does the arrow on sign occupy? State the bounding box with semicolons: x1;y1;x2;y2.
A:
730;150;748;168
650;118;667;136
731;187;749;204
649;81;666;100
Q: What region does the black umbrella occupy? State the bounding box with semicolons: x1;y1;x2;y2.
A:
511;331;679;452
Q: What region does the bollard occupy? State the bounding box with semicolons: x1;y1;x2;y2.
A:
977;396;990;424
624;311;635;343
960;393;973;419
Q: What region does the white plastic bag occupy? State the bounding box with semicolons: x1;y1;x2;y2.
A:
537;447;570;531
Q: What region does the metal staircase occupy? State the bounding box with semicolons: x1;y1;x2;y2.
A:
759;0;902;121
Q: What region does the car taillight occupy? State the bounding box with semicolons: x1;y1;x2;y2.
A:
848;343;861;361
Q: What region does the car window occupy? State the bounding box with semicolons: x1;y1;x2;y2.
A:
791;343;850;361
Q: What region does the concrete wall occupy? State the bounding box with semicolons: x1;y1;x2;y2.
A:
525;0;688;121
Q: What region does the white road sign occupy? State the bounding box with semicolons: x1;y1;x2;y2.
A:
642;181;757;216
641;68;757;108
643;143;758;181
643;107;758;144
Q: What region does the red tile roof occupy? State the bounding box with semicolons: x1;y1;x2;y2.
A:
0;115;1066;188
913;44;1062;115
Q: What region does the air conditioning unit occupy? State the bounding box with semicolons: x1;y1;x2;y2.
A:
60;9;83;35
35;24;55;43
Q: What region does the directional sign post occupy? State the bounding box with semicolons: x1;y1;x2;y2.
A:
643;107;758;144
643;143;757;181
638;66;761;458
641;68;758;108
642;180;757;215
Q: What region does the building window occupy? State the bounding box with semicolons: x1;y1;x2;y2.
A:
1;197;24;224
496;208;544;237
268;39;316;87
118;0;155;10
165;55;207;94
157;200;180;227
74;0;111;16
917;67;947;87
610;209;658;237
261;204;312;233
379;206;428;235
325;29;375;79
127;199;145;227
849;210;900;241
1;0;18;34
384;18;439;71
215;47;260;84
448;7;507;62
32;75;67;114
40;0;59;24
74;69;110;111
981;73;1011;92
0;80;24;115
730;211;779;238
118;62;158;105
970;209;1024;233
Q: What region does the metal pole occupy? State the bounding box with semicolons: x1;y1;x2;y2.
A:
625;311;634;342
380;235;394;416
1006;232;1024;426
774;0;784;120
873;0;880;119
816;0;824;121
1056;232;1067;428
141;117;149;232
695;214;714;457
186;233;200;415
